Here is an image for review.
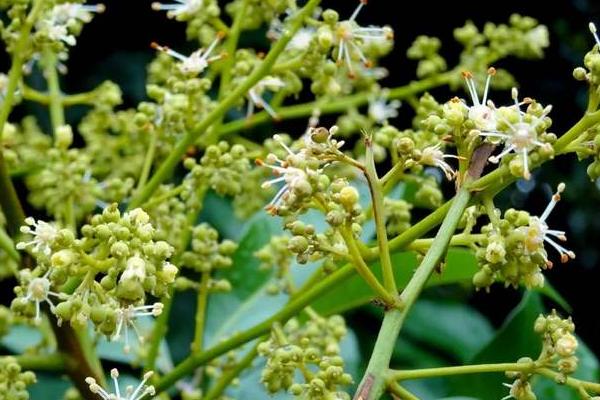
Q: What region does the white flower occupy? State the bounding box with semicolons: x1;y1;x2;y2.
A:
151;32;224;75
247;77;286;119
481;87;552;180
257;135;315;214
151;0;202;18
461;68;498;131
590;22;600;48
520;183;575;266
420;143;461;180
121;256;147;283
368;95;401;124
50;3;106;24
16;217;59;256
23;271;63;323
526;25;549;50
112;303;164;354
86;369;155;400
334;0;393;77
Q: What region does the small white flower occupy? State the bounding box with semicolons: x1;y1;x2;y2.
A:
420;143;461;180
368;94;401;124
151;0;202;18
24;271;63;323
334;0;393;77
526;25;549;50
151;32;225;75
461;68;498;131
86;368;155;400
247;77;286;119
481;87;552;180
112;303;164;354
16;217;59;256
50;3;106;24
121;256;147;283
590;22;600;48
520;183;575;266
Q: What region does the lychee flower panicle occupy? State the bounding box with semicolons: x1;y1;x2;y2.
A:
590;22;600;48
247;77;286;119
151;32;225;75
335;0;393;77
16;217;59;256
521;183;575;266
461;68;497;131
151;0;203;19
481;87;553;180
86;369;155;400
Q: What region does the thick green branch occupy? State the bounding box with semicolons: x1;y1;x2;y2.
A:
13;353;67;372
353;186;471;400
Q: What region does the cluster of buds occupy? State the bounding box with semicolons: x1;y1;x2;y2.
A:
182;142;251;199
258;313;352;399
176;223;237;293
12;206;177;352
1;117;51;174
384;198;412;236
473;184;574;290
0;357;36;400
25;125;99;222
255;235;294;295
534;310;578;376
407;35;447;78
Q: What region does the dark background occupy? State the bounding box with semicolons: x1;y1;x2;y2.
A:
3;0;600;363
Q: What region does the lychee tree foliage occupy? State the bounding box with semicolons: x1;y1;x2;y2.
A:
2;0;600;399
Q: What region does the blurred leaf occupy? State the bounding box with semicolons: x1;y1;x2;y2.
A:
537;281;571;313
449;292;545;398
402;299;494;363
28;373;70;399
204;213;282;347
1;324;42;353
200;191;247;241
311;248;478;316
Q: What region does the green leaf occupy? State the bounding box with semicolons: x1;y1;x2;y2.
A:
402;299;494;363
311;248;478;316
1;324;42;353
449;292;545;399
28;372;70;399
204;213;283;347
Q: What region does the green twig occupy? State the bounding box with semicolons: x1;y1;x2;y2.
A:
13;353;67;371
364;136;397;295
192;271;211;353
0;226;20;262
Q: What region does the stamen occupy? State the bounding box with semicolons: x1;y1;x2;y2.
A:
539;182;565;222
590;22;600;47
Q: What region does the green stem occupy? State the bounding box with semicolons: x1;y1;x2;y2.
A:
191;271;210;353
44;50;65;133
365;137;397;294
407;233;484;252
537;368;600;394
387;382;420;400
13;353;67;371
22;85;97;106
387;361;535;381
0;226;20;262
353;186;471;400
212;71;454;142
0;1;44;235
136;126;158;192
340;227;396;306
128;0;322;209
